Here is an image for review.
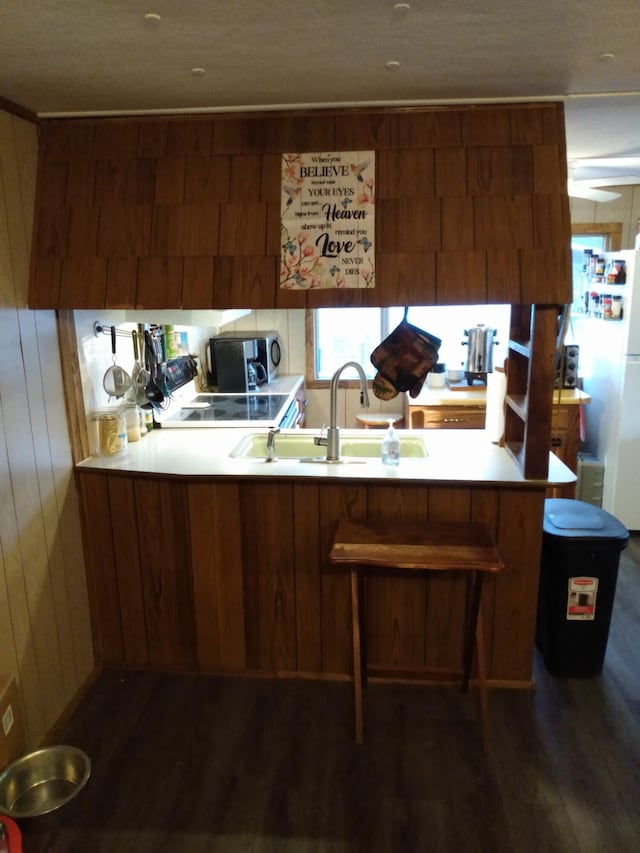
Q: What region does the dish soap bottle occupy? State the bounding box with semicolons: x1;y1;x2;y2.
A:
381;419;400;466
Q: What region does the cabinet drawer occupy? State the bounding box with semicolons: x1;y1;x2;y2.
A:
551;407;569;430
409;406;486;429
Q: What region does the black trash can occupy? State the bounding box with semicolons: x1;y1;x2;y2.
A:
536;498;629;677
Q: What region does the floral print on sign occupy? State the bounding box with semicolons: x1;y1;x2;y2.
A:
280;151;375;290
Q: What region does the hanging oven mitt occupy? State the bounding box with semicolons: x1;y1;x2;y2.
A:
370;309;441;400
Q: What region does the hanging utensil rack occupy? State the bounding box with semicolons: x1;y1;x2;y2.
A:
93;322;164;341
93;322;134;339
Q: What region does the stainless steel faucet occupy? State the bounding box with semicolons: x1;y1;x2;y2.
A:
266;427;280;462
315;361;370;461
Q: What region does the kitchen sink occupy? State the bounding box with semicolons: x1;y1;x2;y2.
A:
229;431;428;461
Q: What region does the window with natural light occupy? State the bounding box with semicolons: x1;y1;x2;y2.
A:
314;308;384;380
312;305;512;381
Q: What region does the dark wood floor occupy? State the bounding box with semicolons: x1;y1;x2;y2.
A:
19;537;640;853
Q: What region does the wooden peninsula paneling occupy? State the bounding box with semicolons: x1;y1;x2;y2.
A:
76;470;547;687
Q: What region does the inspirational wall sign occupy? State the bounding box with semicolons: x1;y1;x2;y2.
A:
280;151;375;290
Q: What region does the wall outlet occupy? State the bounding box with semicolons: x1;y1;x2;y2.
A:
1;705;13;737
0;675;26;768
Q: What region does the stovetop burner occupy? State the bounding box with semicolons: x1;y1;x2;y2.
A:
162;392;291;426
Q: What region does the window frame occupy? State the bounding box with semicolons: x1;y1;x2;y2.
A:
571;222;622;251
304;307;386;388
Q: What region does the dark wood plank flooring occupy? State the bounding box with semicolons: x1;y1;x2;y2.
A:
18;537;640;853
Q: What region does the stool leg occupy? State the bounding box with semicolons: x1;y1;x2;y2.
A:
461;572;491;752
462;572;483;693
359;571;368;691
350;568;364;744
475;603;490;753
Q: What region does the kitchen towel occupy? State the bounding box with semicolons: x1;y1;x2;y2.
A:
370;309;441;400
485;365;507;444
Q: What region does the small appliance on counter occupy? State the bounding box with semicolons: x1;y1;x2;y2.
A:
209;338;261;393
555;344;580;389
208;331;281;389
140;353;198;417
462;324;499;385
163;354;199;390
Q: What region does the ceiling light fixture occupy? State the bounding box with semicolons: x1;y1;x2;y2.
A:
143;12;161;23
385;60;400;71
191;67;205;76
394;2;411;11
598;53;615;61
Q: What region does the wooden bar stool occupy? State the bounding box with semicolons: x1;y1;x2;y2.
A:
355;413;404;429
328;518;504;751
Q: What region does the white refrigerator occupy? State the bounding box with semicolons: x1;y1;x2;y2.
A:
571;249;640;530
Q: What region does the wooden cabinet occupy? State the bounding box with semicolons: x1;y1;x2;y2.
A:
30;104;572;311
406;404;485;429
551;406;573;467
549;404;582;498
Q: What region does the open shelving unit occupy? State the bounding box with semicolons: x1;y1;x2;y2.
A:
504;304;558;480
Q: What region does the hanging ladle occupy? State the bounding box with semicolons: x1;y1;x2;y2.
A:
132;330;150;407
144;330;164;406
102;325;132;399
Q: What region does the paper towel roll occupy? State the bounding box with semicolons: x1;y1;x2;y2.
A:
485;367;506;444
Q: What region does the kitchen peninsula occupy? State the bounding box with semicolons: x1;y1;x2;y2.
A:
75;427;574;688
27;101;575;731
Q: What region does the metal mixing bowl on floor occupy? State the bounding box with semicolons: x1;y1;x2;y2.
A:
0;745;90;819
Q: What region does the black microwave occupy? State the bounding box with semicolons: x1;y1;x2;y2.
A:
208;330;281;386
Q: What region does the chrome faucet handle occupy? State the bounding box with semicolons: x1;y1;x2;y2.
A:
314;423;328;447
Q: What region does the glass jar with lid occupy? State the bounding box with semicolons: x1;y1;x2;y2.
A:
124;402;141;442
90;407;128;456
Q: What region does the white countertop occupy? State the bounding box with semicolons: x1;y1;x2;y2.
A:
77;426;576;487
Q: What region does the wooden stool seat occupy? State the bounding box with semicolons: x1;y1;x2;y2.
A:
328;519;504;751
355;413;404;429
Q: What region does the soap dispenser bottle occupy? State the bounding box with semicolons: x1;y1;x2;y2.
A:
381;419;400;466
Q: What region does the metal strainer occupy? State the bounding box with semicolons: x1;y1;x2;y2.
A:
102;325;132;399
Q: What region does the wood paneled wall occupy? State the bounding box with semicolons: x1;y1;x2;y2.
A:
0;111;94;751
29;104;573;310
77;471;545;686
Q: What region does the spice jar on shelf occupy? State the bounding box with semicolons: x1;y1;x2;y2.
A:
612;294;623;320
614;259;626;284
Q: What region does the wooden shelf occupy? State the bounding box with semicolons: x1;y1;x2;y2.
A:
504;305;557;481
505;394;527;421
504;440;524;469
508;339;531;358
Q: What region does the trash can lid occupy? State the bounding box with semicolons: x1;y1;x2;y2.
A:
543;498;629;542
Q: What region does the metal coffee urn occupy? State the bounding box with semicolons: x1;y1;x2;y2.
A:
462;324;499;385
